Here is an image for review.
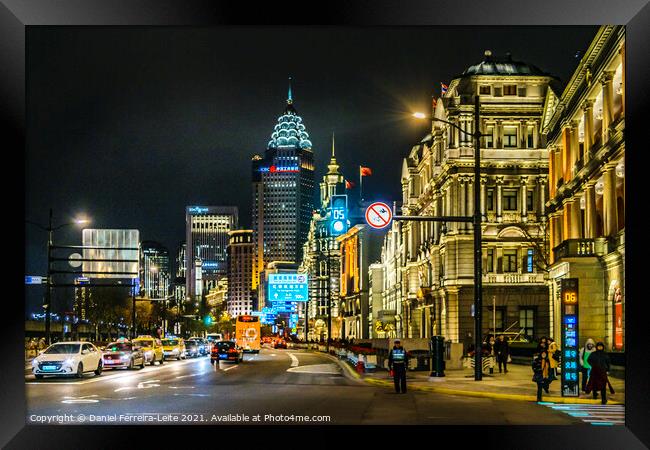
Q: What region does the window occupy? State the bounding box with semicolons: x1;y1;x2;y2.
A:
486;248;494;272
504;127;518;148
519;308;535;338
479;85;491;95
485;126;494;148
494;87;502;97
518;87;527;97
527;125;534;148
526;191;534;212
504;85;517;96
503;190;518;211
492;307;506;332
525;248;535;273
487;189;495;211
503;249;518;272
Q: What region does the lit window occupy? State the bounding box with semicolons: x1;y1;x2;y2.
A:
503;249;518;273
504;127;518;148
504;85;517;96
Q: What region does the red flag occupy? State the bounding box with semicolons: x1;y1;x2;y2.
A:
345;179;355;189
360;166;373;177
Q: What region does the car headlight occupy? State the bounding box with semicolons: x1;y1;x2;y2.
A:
64;358;75;366
122;354;131;360
145;351;153;357
32;359;39;367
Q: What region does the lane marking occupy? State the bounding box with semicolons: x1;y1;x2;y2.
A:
222;365;239;372
26;357;208;385
288;353;299;367
287;363;341;375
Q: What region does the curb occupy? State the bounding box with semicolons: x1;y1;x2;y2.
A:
306;350;364;383
362;377;623;405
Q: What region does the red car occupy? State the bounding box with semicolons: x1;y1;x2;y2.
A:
211;340;243;364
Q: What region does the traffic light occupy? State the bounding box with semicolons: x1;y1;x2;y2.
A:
203;315;212;326
330;195;348;236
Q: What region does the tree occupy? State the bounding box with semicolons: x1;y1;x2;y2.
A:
514;221;551;274
86;286;130;341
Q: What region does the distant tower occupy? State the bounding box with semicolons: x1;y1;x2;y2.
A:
251;78;316;285
227;230;255;317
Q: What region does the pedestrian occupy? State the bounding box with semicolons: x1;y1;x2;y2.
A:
495;335;510;373
585;342;612;404
388;339;409;394
579;338;596;393
27;338;37;359
486;335;496;374
548;338;560;380
532;349;552;402
536;336;548;354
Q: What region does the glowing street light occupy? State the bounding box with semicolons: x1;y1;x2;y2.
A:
412;111;427;119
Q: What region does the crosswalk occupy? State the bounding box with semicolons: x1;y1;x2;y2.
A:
541;403;624;425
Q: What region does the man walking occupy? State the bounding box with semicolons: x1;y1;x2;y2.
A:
388;339;409;394
495;334;510;373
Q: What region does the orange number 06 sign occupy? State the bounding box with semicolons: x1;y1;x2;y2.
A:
563;292;577;304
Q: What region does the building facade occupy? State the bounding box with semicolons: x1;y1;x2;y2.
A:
185;206;238;302
300;137;346;341
542;26;625;352
251;85;316;288
226;230;256;317
368;218;405;339
392;52;555;345
337;224;384;340
140;241;171;299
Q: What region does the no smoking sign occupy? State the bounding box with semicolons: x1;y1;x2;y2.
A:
365;202;393;229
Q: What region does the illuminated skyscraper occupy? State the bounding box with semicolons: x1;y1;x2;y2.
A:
140;241;171;299
227;230;255;317
185;206;238;300
251;80;316;285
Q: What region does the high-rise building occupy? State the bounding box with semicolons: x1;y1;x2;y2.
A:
185;206;238;301
252;81;316;286
140;241;171;299
173;242;187;305
226;230;256;317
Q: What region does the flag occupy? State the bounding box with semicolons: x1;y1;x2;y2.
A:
441;82;448;95
360;166;372;177
345;179;355;189
432;97;437;110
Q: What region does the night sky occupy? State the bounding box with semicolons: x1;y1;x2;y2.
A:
25;26;599;313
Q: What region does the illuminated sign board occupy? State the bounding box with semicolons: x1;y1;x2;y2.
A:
25;276;44;285
201;261;220;269
268;273;308;302
259;165;300;173
188;206;209;214
561;278;579;397
82;229;139;279
330;195;348;236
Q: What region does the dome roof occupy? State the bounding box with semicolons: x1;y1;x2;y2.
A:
461;51;548;77
267;93;312;150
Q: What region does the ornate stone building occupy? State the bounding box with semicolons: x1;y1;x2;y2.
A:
542;26;625;352
300;137;345;341
395;52;555;344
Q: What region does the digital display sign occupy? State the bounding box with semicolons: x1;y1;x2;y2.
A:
330;195;348;236
268;273;308;302
560;278;579;397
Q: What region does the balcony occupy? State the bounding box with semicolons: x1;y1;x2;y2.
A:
483;273;546;284
553;238;607;260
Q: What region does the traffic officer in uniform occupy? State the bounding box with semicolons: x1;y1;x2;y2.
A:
388;339;409;394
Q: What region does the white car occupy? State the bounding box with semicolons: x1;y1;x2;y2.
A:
32;342;103;379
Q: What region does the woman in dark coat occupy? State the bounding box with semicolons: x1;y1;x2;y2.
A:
586;342;611;404
532;350;552;402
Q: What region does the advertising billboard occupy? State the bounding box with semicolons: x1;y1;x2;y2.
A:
268;273;308;302
82;229;140;279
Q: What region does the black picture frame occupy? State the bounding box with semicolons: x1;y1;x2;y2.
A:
4;0;650;448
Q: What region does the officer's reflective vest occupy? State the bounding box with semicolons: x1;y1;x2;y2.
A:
392;348;406;364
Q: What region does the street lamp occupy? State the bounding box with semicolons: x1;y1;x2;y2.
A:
412;95;484;381
26;209;91;345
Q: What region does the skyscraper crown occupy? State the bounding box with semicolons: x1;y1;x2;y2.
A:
267;79;313;150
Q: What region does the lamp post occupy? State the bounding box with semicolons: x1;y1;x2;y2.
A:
26;209;90;345
412;95;484;381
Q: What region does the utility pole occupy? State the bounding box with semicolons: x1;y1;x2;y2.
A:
44;209;53;345
326;240;332;353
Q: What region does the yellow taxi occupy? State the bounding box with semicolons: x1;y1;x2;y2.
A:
161;337;186;360
132;335;164;366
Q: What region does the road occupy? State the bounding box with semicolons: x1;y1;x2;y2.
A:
26;348;584;425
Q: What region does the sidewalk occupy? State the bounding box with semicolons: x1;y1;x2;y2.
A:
341;357;625;405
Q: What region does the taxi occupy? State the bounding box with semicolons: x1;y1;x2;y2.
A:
132;335;164;366
161;337;186;360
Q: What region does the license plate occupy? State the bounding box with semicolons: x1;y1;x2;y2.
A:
42;365;57;370
105;360;117;364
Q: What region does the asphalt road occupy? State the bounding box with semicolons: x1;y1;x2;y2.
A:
25;348;583;425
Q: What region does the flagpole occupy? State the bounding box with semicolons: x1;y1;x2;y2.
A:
359;165;363;202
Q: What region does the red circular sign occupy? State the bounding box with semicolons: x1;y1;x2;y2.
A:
365;202;393;229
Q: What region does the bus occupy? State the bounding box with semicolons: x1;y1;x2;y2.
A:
235;315;261;353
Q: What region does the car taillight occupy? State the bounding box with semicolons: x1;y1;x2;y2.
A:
228;348;237;353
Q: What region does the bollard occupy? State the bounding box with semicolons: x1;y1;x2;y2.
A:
356;360;365;374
